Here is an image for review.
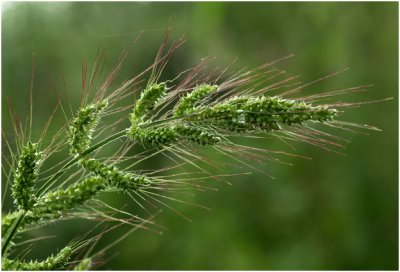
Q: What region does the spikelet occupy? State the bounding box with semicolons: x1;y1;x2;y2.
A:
68;100;108;155
80;159;150;190
129;124;220;146
2;246;72;270
176;125;221;145
12;141;42;210
33;176;106;216
174;84;218;116
130;82;166;123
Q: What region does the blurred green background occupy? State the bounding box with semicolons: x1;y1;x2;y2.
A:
2;2;398;270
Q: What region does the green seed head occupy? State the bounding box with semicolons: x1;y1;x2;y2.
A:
68;100;108;155
2;246;72;270
12;141;42;210
176;125;221;146
188;95;338;132
81;159;150;191
127;84;337;147
34;176;106;215
130;83;166;123
174;84;218;116
128;124;220;146
3;177;107;233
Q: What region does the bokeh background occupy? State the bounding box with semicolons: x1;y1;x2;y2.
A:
2;2;398;270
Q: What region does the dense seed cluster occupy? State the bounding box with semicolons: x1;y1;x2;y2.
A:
176;125;221;145
12;141;42;210
2;247;72;270
130;83;166;123
80;159;150;190
174;84;218;116
67;98;151;196
128;83;337;147
68;100;108;155
186;95;337;132
34;176;105;215
129;83;222;146
129;123;220;146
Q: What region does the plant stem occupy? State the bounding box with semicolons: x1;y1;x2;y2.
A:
1;210;25;255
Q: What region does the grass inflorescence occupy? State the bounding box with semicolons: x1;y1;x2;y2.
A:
1;33;387;270
11;141;42;211
2;246;72;270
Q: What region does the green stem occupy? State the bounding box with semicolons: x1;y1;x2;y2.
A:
1;210;25;255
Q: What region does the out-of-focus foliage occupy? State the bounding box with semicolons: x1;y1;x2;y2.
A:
2;2;398;269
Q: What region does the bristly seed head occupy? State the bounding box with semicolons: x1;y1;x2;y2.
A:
2;177;105;233
2;170;149;233
174;84;218;116
33;176;106;216
12;141;42;211
187;95;338;132
128;82;337;147
130;82;167;123
129;123;221;146
2;246;72;270
80;158;150;191
68;100;108;155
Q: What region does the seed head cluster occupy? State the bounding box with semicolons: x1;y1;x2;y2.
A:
3;49;352;271
128;83;337;146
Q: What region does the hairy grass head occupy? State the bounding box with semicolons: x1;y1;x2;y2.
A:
1;32;388;270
